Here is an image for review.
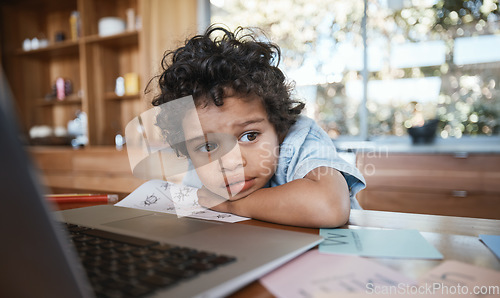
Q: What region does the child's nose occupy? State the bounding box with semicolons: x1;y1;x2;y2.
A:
220;145;246;172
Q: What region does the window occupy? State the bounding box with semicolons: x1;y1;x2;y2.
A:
210;0;500;140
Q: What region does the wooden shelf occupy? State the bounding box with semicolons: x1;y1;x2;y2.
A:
104;92;140;101
3;0;142;146
84;31;139;47
16;40;79;59
2;0;198;147
36;95;82;106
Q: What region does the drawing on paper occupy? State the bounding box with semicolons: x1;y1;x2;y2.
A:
143;193;160;206
173;186;194;202
217;214;232;219
160;182;169;191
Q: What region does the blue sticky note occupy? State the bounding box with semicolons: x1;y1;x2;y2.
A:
319;228;443;259
479;234;500;259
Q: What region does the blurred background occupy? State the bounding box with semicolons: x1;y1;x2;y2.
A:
1;0;499;218
211;0;500;142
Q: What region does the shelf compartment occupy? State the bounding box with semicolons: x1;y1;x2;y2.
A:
101;99;143;146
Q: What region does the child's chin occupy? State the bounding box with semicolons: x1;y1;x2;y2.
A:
227;189;254;201
227;195;244;201
206;185;253;201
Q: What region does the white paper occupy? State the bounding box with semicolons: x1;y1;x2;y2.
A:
115;179;250;223
260;249;417;298
261;251;500;298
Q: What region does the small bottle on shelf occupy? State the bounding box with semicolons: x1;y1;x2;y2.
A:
70;11;81;41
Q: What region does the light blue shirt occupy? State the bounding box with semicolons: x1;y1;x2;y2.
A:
268;115;366;209
182;115;366;209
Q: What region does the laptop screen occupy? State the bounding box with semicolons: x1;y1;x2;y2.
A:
0;68;92;298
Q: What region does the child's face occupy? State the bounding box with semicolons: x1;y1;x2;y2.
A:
182;94;280;200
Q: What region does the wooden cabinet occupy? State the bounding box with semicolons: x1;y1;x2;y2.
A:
30;147;146;198
356;153;500;219
1;0;198;146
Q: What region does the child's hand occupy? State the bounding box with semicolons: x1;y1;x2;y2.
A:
197;186;232;213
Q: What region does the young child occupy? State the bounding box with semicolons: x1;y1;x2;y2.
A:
151;25;365;228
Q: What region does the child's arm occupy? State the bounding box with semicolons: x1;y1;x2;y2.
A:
197;166;350;228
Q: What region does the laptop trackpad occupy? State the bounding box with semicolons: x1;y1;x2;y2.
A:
102;213;221;239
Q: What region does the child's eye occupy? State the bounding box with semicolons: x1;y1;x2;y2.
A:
239;132;259;142
195;142;219;153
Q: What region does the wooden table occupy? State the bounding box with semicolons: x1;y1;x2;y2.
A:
56;204;500;297
232;209;500;297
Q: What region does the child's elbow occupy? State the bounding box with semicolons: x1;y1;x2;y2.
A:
317;192;350;228
320;207;349;228
334;206;350;227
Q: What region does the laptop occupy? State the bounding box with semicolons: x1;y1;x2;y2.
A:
0;70;323;298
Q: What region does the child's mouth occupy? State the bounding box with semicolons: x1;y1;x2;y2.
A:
225;178;256;195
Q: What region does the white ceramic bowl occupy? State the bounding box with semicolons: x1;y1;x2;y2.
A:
98;17;126;36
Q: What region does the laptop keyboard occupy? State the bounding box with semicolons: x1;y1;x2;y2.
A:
64;223;236;298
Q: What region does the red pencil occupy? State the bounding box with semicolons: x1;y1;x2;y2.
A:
45;194;119;204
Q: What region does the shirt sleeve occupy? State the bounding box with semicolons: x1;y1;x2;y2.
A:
279;123;366;209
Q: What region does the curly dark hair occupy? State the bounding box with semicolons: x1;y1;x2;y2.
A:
151;25;304;155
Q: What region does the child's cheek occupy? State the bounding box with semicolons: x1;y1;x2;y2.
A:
195;159;246;200
194;162;224;194
259;159;277;177
256;141;279;176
